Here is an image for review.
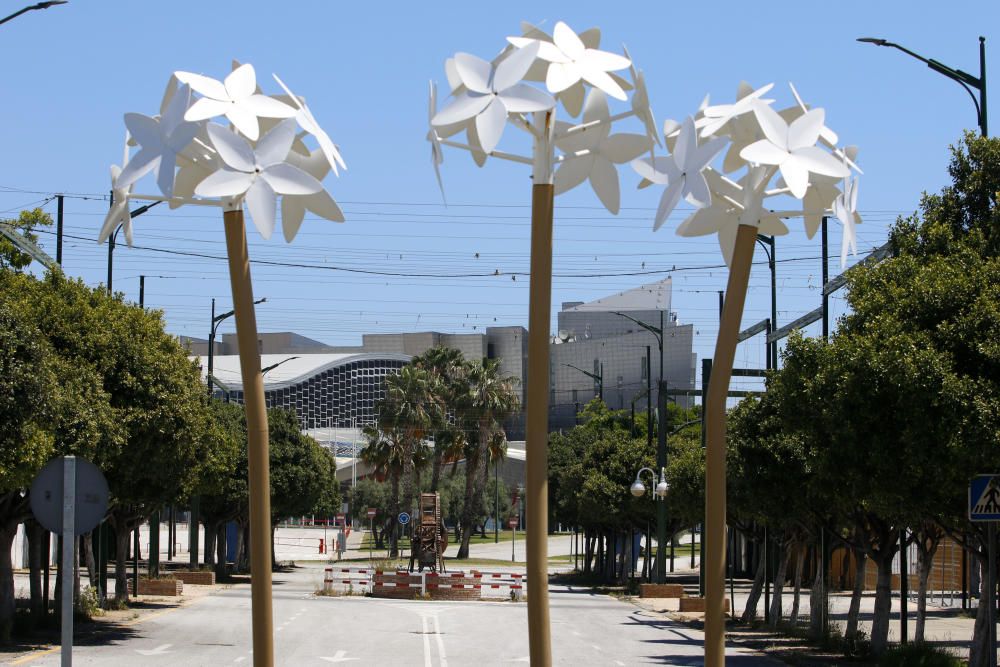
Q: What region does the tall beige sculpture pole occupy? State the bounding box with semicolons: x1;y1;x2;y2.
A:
223;207;274;665
102;63;348;667
428;23;657;664
631;84;862;665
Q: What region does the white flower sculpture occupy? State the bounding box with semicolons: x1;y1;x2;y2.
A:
430;21;653;214
633;82;862;266
99;62;346;244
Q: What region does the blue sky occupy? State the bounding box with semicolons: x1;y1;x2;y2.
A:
0;0;995;394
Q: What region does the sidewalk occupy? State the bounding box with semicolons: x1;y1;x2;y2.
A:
635;569;983;661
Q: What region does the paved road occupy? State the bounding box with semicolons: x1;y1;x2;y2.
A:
22;564;778;666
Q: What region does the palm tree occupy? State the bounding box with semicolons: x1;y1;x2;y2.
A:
457;358;520;558
411;347;470;491
359;424;408;556
378;365;439;532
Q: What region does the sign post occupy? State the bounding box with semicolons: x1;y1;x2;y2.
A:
366;508;377;563
509;516;519;563
969;474;1000;667
30;456;109;667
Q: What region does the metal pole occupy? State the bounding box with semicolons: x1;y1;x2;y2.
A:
988;523;996;667
980;37;988;137
208;298;216;397
132;528;139;601
61;456;76;667
495;458;499;544
656;378;667;583
705;223;758;667
699;358;711;597
190;496;199;568
106;232;114;294
764;526;770;624
56;194;63;266
822;217;829;342
222;207;274;667
43;531;50;616
768;237;777;368
963;544;968;610
139;275;145;309
645;346;652;453
900;528;907;644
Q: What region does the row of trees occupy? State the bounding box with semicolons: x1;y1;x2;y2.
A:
358;348;520;558
725;134;1000;661
0;219;339;640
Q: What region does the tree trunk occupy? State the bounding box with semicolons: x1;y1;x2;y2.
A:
430;438;443;493
215;524;227;579
913;524;941;644
790;543;806;625
742;552;765;623
27;521;43;624
870;552;894;655
846;544;866;640
584;532;593;574
457;452;479;559
83;532;97;588
389;473;401;558
768;537;790;629
270;524;276;568
0;520;18;640
969;569;991;667
204;520;217;568
113;516;132;603
234;520;247;572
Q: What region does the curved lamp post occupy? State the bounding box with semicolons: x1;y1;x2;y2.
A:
857;36;987;137
100;63;347;667
630;466;668;499
427;21;658;665
632;82;862;665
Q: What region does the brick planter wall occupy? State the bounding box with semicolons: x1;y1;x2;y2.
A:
127;578;183;596
370;571;497;601
678;597;729;613
174;571;215;585
639;583;685;598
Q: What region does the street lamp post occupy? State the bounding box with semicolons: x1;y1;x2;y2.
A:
0;1;66;26
614;311;668;583
858;36;987;136
630;466;669;580
207;296;267;398
562;362;603;402
106;200;161;294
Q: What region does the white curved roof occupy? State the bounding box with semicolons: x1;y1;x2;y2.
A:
192;352;412;391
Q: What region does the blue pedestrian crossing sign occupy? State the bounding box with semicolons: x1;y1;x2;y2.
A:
398;512;410;525
969;475;1000;521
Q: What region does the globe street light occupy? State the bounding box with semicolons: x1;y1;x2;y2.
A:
858;36;987;136
631;466;669;499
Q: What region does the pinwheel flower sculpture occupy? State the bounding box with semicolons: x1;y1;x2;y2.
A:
630;83;862;667
100;62;347;667
426;20;655;666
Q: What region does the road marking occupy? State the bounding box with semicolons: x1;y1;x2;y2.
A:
423;614;432;667
319;650;359;663
234;658;247;664
136;644;173;656
591;644;601;651
615;661;625;666
8;647;59;665
433;613;448;667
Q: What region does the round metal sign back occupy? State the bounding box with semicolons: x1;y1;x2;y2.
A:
29;457;109;535
398;512;410;525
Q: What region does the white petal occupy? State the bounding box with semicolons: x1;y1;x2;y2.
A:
581;48;631;72
174;71;228;100
156;149;178;197
123;113;161;148
740;140;789;166
677;206;728;237
779;159;810;199
184;97;231;122
454;52;493;94
602;133;651;164
115;148;160;191
581;87;609;125
558;81;585;117
589;156;620;214
304;188;345;222
256;118;298;167
717;224;738;266
787;108;825;151
579;27;601;50
432;92;492;126
554;154;593;195
245;179;276;240
475;99;508;154
281;196;306;242
98;203;125;244
630;156;672;185
793;146;850;178
552;21;585;60
195;168;254;197
224;64;257;100
684;172;712;208
244;94;297;119
227;105;260;141
583;69;627;100
672;117;696;170
751;102;789;149
499;83;554;113
314;126;346;176
690;135;728;171
494;41;539;91
262;162;323;195
206;123;255;172
546;62;581;94
653;180;684;231
160;84;192;136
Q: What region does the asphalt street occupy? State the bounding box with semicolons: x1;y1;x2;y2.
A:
20;563;777;666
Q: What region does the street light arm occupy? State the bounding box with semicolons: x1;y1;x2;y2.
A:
0;1;66;26
213;297;266;330
612;311;663;343
563;363;601;383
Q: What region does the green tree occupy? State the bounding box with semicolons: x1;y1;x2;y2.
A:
0;208;52;271
410;347;470;491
